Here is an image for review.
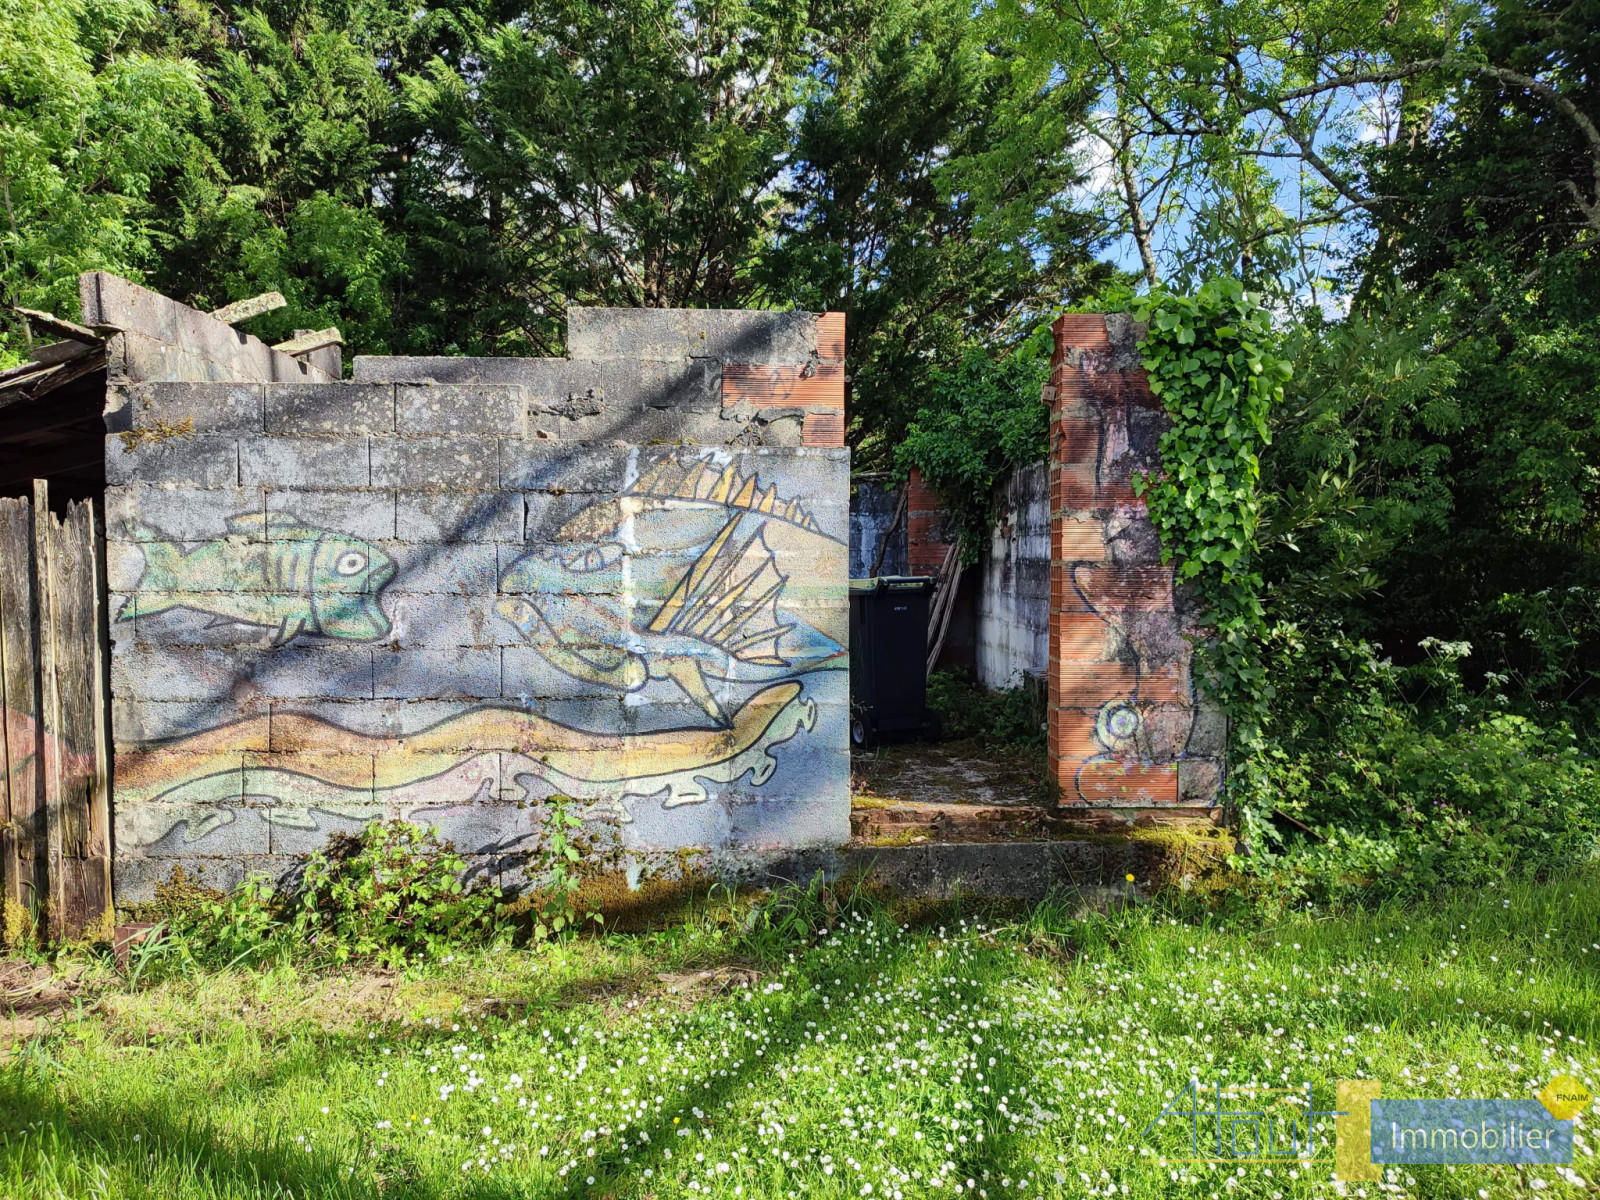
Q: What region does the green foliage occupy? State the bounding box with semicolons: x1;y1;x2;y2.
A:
894;334;1052;558
532;796;600;943
1250;641;1600;903
764;0;1113;459
291;821;505;966
925;668;1045;749
157;821;508;970
0;0;209;338
1132;279;1288;733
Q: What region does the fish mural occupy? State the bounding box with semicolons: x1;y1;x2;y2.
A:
497;458;847;724
111;449;850;860
121;513;396;645
116;681;816;843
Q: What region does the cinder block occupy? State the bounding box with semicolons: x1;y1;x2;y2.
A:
251;647;376;700
81;272;177;340
393;793;536;855
112;696;269;750
268;699;485;747
267;349;325;383
373;648;501;699
124;382;265;434
384;541;497;594
115;800;269;856
370;437;496;489
266;488;396;541
112;645;264;702
266;383;394;434
105;485;263;542
500;444;630;492
567;308;817;363
104;540;146;592
353;356;566;386
112;853;283;902
396;383;528;436
500;645;632;701
520;491;605;542
1178;757;1223;804
106;434;239;488
385;592;522;648
267;798;382;855
395;490;522;543
238;435;369;487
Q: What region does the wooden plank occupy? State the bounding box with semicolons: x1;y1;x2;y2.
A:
88;499;113;930
34;479;67;939
0;497;40;937
9;307;101;346
30;491;109;941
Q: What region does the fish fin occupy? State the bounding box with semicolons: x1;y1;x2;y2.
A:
226;511;315;541
661;658;727;724
649;520;791;664
270;616;307;646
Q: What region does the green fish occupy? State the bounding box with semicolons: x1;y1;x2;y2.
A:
123;512;397;645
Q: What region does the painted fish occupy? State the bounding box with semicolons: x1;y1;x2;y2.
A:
122;512;397;645
496;515;793;723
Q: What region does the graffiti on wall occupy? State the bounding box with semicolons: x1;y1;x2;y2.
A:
120;513;396;645
116;453;847;850
498;459;845;723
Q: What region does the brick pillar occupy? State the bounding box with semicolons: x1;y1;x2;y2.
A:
1047;314;1224;813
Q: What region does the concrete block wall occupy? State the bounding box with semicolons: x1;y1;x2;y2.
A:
81;272;337;391
106;305;850;899
976;462;1050;689
848;476;908;579
1047;314;1224;812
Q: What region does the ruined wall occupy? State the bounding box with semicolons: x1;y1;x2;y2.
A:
976;462;1049;690
1047;315;1224;812
105;306;850;899
848;476;907;579
81;272;338;387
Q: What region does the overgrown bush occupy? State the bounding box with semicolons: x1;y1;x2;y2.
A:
292;821;506;966
925;669;1045;749
154;822;509;971
1249;641;1600;902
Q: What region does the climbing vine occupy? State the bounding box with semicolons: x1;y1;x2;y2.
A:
1132;279;1290;748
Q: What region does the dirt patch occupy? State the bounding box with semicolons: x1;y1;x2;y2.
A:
852;739;1050;808
1;959;101;1048
655;965;762;1000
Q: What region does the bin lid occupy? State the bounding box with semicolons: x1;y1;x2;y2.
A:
849;575;934;594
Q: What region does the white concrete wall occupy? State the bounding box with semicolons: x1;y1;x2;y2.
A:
977;462;1050;689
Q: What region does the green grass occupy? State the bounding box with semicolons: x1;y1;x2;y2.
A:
2;876;1598;1199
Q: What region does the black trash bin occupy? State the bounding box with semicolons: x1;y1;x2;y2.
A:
848;576;938;749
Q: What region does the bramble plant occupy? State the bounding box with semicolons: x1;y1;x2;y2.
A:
293;820;505;966
533;796;600;943
1132;279;1290;799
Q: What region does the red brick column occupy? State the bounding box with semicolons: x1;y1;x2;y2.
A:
1047;315;1223;813
906;468;957;575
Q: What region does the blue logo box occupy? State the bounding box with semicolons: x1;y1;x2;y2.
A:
1371;1100;1572;1164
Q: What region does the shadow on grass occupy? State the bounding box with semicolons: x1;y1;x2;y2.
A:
1;917;1060;1198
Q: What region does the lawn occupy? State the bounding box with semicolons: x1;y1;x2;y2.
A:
1;876;1597;1200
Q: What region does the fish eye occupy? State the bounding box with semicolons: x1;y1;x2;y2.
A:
334;551;368;577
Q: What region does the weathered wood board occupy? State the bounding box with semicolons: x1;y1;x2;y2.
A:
0;484;111;942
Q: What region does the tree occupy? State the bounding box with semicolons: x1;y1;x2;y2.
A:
762;0;1113;462
0;0;208;359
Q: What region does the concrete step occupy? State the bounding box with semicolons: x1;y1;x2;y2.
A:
848;797;1218;846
